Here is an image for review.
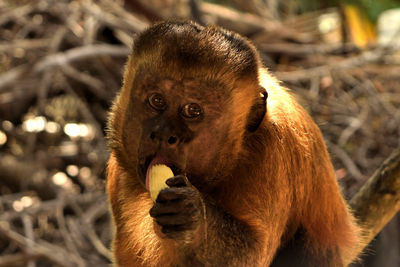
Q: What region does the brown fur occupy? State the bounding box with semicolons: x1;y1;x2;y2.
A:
106;21;362;266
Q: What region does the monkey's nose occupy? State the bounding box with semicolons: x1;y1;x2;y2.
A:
167;136;177;145
150;131;179;146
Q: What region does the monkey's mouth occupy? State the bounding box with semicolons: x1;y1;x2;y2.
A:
139;156;182;190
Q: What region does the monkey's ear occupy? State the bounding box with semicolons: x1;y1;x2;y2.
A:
246;88;268;133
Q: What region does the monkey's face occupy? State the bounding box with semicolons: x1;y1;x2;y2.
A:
120;72;240;191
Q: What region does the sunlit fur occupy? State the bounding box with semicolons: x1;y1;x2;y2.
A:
106;21;362;266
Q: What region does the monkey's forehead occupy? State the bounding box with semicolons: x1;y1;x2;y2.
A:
132;21;261;83
132;72;231;102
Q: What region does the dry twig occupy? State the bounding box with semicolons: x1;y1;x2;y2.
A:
350;148;400;259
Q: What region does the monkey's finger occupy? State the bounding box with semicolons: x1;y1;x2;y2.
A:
150;201;186;216
156;187;190;202
166;175;186;187
154;214;193;226
149;205;176;217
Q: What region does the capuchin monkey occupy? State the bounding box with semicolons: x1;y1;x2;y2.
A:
106;21;362;267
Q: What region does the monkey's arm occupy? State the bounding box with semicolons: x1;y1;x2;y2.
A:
149;175;259;266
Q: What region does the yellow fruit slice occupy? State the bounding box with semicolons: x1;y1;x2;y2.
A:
148;164;174;202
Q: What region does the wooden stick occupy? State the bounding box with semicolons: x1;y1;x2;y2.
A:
350;148;400;258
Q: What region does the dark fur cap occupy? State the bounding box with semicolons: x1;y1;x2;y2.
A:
132;21;261;83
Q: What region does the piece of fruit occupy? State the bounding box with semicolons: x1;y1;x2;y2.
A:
148;164;174;201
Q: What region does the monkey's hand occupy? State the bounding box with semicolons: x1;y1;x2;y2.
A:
149;174;205;242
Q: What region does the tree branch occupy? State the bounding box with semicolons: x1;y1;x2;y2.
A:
350;148;400;258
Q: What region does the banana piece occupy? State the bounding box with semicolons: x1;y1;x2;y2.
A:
149;164;174;202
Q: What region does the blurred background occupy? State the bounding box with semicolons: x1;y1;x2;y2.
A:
0;0;399;266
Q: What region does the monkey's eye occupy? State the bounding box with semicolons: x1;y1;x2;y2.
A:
181;103;203;118
148;93;167;111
